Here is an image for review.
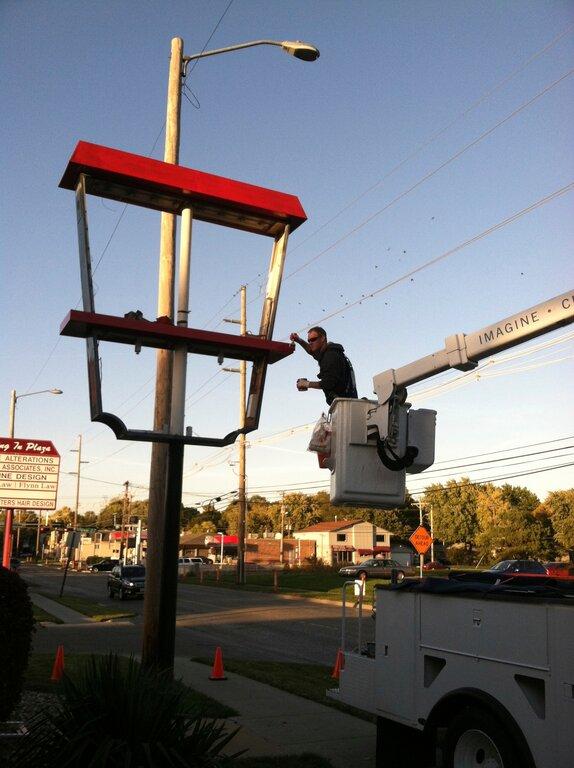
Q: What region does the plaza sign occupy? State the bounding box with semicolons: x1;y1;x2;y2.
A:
0;438;60;510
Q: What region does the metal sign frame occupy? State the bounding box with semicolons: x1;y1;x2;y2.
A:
61;143;307;446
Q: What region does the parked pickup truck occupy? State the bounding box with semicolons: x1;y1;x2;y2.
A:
328;573;574;768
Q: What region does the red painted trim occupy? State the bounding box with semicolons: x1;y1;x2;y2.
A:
60;310;294;364
59;141;307;233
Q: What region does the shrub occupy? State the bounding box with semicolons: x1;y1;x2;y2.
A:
9;654;241;767
0;566;35;721
300;556;336;572
445;546;476;566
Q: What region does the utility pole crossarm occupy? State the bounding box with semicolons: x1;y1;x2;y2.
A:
373;289;574;403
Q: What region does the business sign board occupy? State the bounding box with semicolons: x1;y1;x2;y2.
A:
0;438;60;510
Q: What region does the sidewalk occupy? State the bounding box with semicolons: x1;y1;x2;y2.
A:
28;592;376;767
174;658;376;768
29;591;94;624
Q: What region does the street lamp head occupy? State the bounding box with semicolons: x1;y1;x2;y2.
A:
281;40;320;61
50;389;63;395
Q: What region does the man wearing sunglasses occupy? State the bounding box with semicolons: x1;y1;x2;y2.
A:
290;326;357;405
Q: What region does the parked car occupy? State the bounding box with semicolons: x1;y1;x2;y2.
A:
178;556;213;567
338;558;416;581
422;560;449;571
89;557;119;572
544;561;574;579
107;564;146;600
483;559;548;576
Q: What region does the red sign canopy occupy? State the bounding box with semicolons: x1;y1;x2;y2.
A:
206;535;238;545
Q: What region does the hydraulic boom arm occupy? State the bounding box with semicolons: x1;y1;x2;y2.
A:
373;289;574;405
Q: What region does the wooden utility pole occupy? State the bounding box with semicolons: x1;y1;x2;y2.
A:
120;480;130;564
237;286;247;583
142;37;183;672
279;492;285;564
72;434;83;530
224;287;248;584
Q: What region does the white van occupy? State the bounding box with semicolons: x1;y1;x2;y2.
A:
178;557;202;566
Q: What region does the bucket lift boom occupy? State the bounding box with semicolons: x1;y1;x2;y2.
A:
329;289;574;506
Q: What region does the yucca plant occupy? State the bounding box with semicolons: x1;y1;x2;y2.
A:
9;654;241;768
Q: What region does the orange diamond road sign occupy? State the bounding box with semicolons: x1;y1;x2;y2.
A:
409;525;432;554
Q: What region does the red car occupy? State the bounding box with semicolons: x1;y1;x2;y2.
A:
544;562;574;579
422;561;449;571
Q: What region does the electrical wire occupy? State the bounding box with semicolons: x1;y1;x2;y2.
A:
299;182;574;332
24;3;236;395
286;66;574;284
204;25;574;329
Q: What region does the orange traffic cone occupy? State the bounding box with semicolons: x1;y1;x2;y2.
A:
50;644;65;682
209;646;227;681
331;648;345;679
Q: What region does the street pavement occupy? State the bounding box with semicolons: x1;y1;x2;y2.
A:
26;565;374;665
26;580;377;768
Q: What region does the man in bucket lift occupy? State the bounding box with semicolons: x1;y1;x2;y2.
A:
291;326;357;405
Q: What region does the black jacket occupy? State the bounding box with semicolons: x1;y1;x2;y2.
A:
316;343;357;405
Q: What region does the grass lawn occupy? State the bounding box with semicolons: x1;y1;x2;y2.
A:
22;656;335;765
192;658;375;724
24;653;236;719
186;567;387;603
39;592;135;621
32;603;63;623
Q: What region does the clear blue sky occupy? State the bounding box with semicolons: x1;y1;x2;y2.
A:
1;0;573;516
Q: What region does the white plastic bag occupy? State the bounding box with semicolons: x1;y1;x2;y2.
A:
307;413;331;453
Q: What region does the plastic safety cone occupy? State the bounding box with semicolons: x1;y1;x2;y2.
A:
50;644;65;682
331;648;345;679
209;646;227;681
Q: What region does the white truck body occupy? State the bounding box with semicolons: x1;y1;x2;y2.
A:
329;580;574;767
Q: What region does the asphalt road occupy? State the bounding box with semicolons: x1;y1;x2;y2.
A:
22;565;374;665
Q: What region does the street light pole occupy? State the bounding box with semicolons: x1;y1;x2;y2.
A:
142;35;319;674
142;37;183;673
2;388;62;568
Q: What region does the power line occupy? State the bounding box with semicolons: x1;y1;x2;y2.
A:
286;67;574;284
205;26;574;329
407;460;574;497
301;182;573;331
25;5;236;394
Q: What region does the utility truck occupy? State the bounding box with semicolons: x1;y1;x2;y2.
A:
325;290;574;768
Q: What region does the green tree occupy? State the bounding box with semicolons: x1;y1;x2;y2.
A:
498;484;539;515
475;484;551;560
80;510;98;528
362;493;421;539
97;498;123;529
545;489;574;555
423;478;479;552
180;505;201;531
282;493;323;532
98;498;148;530
198;502;223;533
50;505;75;527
